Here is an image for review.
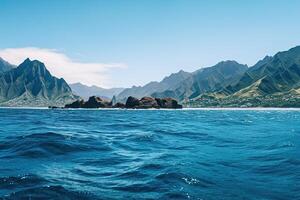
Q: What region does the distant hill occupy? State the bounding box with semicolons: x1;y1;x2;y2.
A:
70;82;124;100
0;57;15;73
0;58;78;107
152;61;248;101
116;61;247;102
116;70;191;101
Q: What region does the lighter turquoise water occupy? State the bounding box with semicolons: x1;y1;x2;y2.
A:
0;109;299;199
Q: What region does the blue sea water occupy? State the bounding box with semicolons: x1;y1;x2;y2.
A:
0;108;299;200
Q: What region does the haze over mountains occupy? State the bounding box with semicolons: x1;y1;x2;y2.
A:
70;82;124;100
151;61;248;101
115;46;300;107
116;70;191;101
0;45;300;107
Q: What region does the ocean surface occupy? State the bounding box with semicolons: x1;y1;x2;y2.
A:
0;108;299;200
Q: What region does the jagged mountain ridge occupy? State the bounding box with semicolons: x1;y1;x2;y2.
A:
0;58;78;107
152;61;248;101
224;46;300;96
188;46;300;107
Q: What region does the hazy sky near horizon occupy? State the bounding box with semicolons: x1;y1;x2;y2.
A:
1;0;300;88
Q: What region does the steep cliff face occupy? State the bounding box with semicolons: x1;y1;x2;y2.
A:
186;46;300;107
0;57;15;73
0;58;78;107
225;46;300;96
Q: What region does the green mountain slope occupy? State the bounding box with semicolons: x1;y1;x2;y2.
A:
187;46;300;107
152;61;248;101
227;46;300;95
0;58;78;107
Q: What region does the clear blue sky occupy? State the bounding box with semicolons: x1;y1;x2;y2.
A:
1;0;300;88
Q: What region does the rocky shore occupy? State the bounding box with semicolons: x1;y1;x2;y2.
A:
63;96;182;109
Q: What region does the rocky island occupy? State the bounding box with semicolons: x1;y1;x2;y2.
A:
64;96;182;109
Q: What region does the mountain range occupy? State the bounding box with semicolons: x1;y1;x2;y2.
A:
1;45;300;107
115;60;248;102
151;61;248;101
116;70;191;102
188;46;300;107
115;46;300;107
69;82;124;100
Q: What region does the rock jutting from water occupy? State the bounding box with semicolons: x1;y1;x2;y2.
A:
64;96;182;109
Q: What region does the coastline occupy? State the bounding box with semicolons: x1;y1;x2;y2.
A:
1;106;300;111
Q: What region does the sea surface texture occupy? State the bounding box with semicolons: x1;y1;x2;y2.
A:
0;109;299;200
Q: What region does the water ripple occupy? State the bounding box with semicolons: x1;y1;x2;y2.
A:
0;109;299;199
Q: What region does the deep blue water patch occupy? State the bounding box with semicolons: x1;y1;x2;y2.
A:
0;108;299;199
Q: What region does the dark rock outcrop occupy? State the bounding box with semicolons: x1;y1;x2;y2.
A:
113;102;125;108
65;96;111;108
155;97;183;109
125;96;140;108
139;97;159;108
65;100;85;108
83;96;111;108
123;96;182;109
64;95;182;109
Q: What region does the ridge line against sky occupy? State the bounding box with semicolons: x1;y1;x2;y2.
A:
0;47;127;87
1;0;300;88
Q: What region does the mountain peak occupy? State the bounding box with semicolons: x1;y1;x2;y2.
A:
216;60;246;67
0;58;77;106
22;58;32;65
19;58;47;71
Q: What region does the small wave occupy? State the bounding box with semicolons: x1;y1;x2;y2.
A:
160;192;191;200
139;163;166;171
0;174;48;190
0;132;111;159
117;170;148;179
4;185;97;200
156;172;214;188
112;182;158;193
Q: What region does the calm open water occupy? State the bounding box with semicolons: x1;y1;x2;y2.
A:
0;108;299;200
